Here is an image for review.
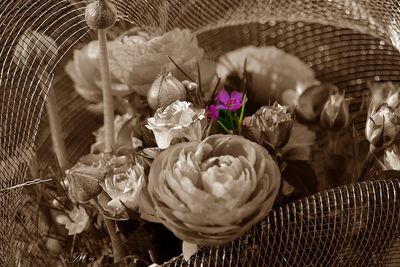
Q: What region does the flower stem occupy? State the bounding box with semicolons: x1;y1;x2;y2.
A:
227;110;234;130
103;215;125;262
46;86;69;172
98;29;115;153
92;199;125;262
217;120;232;134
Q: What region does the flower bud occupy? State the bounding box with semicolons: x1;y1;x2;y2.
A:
66;164;107;203
85;0;117;30
366;104;400;151
13;30;58;71
320;89;350;129
147;73;186;110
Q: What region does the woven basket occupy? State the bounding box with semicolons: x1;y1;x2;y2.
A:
1;0;400;266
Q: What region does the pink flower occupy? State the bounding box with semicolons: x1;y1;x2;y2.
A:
215;90;244;111
206;105;219;121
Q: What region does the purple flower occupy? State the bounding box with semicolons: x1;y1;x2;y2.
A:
207;104;219;121
215;90;244;111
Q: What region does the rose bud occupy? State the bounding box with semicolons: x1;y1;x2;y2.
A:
366;104;400;151
246;102;294;149
366;82;400;151
147;73;187;110
66;153;126;203
320;89;350;129
66;163;108;203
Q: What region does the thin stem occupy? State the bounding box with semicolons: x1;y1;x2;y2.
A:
227;110;234;131
46;86;69;172
103;215;125;262
92;199;125;262
98;29;115;153
327;130;339;154
217;120;231;134
205;120;213;138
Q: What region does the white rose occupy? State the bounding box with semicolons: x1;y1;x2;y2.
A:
146;100;205;149
102;164;146;215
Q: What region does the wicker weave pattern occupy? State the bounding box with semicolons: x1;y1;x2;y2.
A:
163;180;400;266
0;0;400;266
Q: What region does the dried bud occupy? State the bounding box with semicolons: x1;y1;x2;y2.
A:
66;163;107;203
85;0;117;30
320;89;350;129
65;153;126;203
147;73;186;110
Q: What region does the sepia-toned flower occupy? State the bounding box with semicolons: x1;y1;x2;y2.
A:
365;82;400;150
101;164;146;216
109;28;208;96
146;100;205;149
140;134;281;245
246;102;294;149
56;206;89;235
384;146;400;170
320;89;350;129
65;40;133;103
216;46;316;105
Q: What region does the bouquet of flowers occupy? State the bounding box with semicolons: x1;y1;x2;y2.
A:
16;0;400;265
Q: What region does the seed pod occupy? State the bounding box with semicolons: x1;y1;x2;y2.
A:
85;0;117;30
147;73;186;110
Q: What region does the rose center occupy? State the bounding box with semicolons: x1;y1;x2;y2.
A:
200;155;243;198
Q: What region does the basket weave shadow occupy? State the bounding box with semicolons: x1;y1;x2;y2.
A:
0;0;400;266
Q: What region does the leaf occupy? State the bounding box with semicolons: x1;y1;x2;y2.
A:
323;153;348;188
182;241;198;262
281;161;318;202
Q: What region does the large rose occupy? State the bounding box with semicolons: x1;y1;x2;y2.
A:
140;134;281;245
109;28;214;96
146;100;205;149
216;46;316;105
